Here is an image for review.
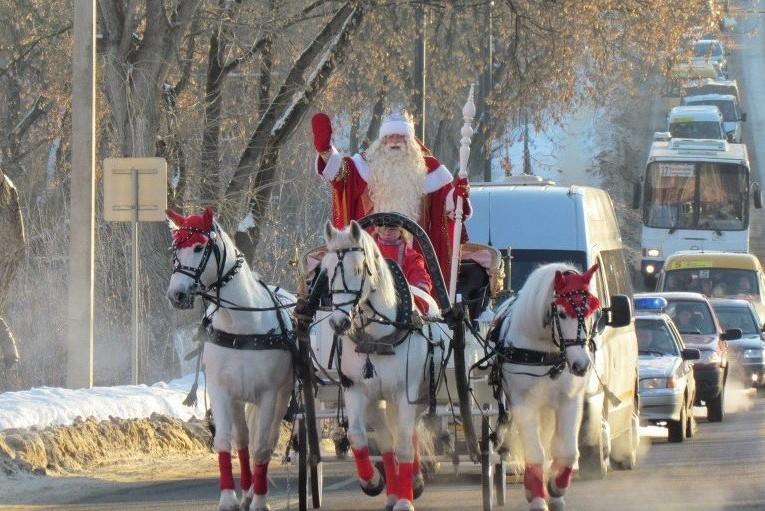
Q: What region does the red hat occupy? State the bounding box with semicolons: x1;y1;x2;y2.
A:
166;207;214;249
553;263;601;317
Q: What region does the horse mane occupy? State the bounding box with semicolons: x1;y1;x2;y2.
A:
326;226;397;309
503;262;580;342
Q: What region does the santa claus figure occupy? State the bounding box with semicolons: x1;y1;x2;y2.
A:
311;110;470;285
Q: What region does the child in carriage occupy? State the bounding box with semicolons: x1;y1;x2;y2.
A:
374;224;439;317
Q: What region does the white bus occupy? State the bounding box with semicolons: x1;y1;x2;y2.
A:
634;137;762;288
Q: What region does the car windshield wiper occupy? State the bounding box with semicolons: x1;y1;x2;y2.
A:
639;350;667;357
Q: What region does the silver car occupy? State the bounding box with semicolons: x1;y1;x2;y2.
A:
711;298;765;390
636;312;700;442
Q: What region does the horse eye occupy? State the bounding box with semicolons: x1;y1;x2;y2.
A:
193;245;204;253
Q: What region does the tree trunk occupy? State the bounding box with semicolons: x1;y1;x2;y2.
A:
0;171;25;373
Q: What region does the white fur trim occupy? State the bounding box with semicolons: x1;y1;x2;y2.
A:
445;189;473;220
379;120;414;138
425;164;453;193
410;285;441;319
316;146;341;180
351;152;370;182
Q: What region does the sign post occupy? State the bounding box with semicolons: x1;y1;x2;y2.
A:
104;157;167;384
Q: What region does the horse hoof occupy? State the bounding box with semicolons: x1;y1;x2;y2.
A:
239;488;253;511
218;489;240;511
360;467;385;497
529;496;548;511
248;493;270;511
547;478;566;499
549;496;565;511
393;499;415;511
413;472;425;500
384;494;398;511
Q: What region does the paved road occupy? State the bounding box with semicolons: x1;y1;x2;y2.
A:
3;387;763;511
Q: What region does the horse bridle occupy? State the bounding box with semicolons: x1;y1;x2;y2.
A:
170;225;243;294
326;247;371;310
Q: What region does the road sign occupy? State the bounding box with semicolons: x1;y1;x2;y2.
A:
103;157;168;385
103;157;167;222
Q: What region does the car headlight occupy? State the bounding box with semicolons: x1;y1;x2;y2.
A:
744;349;763;359
696;350;721;365
640;377;674;390
645;248;661;257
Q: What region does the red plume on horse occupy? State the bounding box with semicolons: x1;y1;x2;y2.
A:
553;263;601;318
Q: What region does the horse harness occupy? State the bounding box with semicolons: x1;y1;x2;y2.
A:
327;246;420;356
496;289;595;379
170;224;296;355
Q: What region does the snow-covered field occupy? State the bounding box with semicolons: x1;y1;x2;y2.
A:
0;374;205;431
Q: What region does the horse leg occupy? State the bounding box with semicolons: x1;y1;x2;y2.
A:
391;397;418;511
248;384;292;511
231;401;253;510
548;395;583;511
345;387;384;495
209;384;239;511
514;403;548;511
368;401;398;511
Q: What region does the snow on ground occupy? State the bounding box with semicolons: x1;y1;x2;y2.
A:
0;374;206;431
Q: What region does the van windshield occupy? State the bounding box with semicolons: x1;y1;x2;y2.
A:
507;249;588;292
669;121;723;139
684;99;738;121
663;268;758;299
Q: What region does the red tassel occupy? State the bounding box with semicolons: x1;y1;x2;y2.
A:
238;448;252;492
352;446;375;481
398;462;414;501
253;462;269;496
218;451;235;490
382;451;399;496
523;463;546;500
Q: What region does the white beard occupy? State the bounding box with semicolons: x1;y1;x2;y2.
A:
366;139;427;221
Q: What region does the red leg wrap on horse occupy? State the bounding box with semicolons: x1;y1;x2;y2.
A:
253;462;269;496
523;463;546;499
382;451;399;496
554;466;573;490
218;451;235;490
412;432;421;475
238;449;252;492
352;446;375;481
398;462;414;501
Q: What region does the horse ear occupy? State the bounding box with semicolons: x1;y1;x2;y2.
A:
554;270;566;291
583;262;600;283
349;220;361;242
324;220;335;243
165;208;185;228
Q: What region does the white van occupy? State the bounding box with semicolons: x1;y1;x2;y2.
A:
683;93;746;142
667;105;726;140
468;176;639;478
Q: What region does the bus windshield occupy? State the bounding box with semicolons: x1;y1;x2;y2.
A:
643;161;748;231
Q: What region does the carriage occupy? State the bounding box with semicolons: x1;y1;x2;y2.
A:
292;211;511;511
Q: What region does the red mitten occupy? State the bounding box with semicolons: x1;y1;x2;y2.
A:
311;113;333;153
454;177;470;200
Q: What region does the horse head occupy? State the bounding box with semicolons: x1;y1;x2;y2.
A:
165;207;233;309
551;262;600;376
322;220;395;335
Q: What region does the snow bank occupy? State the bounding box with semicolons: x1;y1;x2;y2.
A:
0;374;206;431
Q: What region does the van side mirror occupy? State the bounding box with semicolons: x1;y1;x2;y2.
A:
632;181;642;210
681;348;701;361
753;182;762;209
742;112;747;122
722;328;742;341
605;294;632;328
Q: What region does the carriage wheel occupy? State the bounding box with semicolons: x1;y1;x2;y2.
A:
493;460;507;506
297;417;308;511
452;309;480;462
310;459;323;508
480;416;494;511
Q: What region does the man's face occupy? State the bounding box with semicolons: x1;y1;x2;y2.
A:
739;278;751;291
383;134;407;151
379;226;402;241
678;310;692;324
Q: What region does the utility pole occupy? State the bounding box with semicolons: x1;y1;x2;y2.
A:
481;1;494;182
67;0;96;388
413;1;427;142
523;110;532;176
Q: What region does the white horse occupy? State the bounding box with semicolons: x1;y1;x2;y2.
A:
322;220;440;511
165;208;294;511
496;262;600;511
